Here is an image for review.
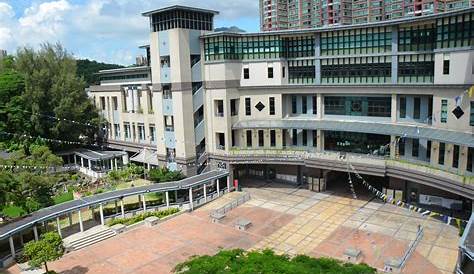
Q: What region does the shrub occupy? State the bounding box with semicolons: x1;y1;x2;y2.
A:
148;167;185;183
107;208;179;227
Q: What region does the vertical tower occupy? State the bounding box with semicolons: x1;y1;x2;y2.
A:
142;6;218;175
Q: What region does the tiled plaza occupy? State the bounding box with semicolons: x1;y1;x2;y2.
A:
5;180;460;274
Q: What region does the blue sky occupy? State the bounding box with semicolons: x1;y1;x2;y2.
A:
0;0;260;65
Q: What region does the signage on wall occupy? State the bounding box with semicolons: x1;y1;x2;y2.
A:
217;162;227;169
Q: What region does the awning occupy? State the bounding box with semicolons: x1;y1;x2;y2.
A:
58;149;127;161
232;119;474;147
130;149;160;166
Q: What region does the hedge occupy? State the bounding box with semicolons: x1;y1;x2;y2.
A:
107;208;179;226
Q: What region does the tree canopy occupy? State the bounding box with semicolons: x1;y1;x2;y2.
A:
76;59;123;85
174;249;376;274
24;232;64;273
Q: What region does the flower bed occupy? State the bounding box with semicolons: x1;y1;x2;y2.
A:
106;208;179;227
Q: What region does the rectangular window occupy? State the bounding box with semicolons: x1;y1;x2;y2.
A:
269;97;275;115
258;130;264;147
245;98;251;116
268;67;274;78
439;142;445;165
312;130;317;147
426;140;432;161
470;101;474;126
217;133;225;150
138;124;145;141
312;96;317;115
468;147;473;172
441;99;448;123
302;96;307;114
114;124;120;138
412;139;419;157
282;66;286;78
231;99;238;116
100;97;106;110
291;96;297;114
163;86;172;99
124;123;131;139
413;97;421;119
149;125;156;142
453;145;460;168
302;130;307;146
443;54;450;75
164;116;174;131
282;129;287;147
243;68;249;79
246;130;252;147
215;100;224;117
112;97;118;111
292;129;297;146
399;138;405;156
270;130;276;147
400;97;406;118
231;130;236;147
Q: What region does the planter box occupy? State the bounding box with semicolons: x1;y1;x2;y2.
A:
110;224;126;234
145;216;160;227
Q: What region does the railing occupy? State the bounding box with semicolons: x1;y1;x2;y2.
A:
399;226;424;270
210;192;251;217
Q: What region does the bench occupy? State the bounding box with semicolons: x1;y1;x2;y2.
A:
235;218;252;231
384;258;402;273
210;212;226;223
145;216;160;227
343;248;361;262
110;224;126;234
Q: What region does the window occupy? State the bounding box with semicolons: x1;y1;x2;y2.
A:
412;139;419;157
470;101;474;126
246;130;252;147
268;67;274;78
302;96;307;114
468;147;473;172
231;130;236;147
166;148;176;163
138;124;145;141
302;130;307;146
147;91;153;113
245;98;251;116
291;96;297;114
217;133;225;150
399;138;405;156
215;100;224;117
270;130;276;147
282;66;285;78
163;86;172;99
149;125;156;142
164;116;174;131
282;129;287;147
114;124;120;138
112;97;118;111
312;96;317;115
427;140;432;161
312;130;317;147
243;68;249;79
100;97;106;110
269;97;275;115
453;145;460;168
400;97;406;118
443;54;450;75
414;97;421;119
439;142;445;165
258;130;264;147
441;99;448;123
124;123;131;139
230;99;238;116
292;129;297;146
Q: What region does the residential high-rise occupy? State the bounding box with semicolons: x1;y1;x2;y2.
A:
0;49;6;59
260;0;472;30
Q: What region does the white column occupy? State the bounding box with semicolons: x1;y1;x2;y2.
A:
9;236;15;258
110;159;114;170
216;179;220;197
56;217;62;238
120;200;125;218
189;187;194;211
142;194;147;212
78;210;84;232
114;158;118;170
165;192;170;208
33;226;39;241
203;183;207;202
226;176;231;192
80;157;84;167
88;159;92;171
99;204;105;225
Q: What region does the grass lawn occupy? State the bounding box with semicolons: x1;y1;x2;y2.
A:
53;191;74;205
104;179;160;208
2;205;27;218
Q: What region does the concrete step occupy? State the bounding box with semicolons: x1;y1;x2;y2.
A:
64;226;116;252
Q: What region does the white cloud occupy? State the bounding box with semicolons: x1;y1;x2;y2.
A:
2;0;259;64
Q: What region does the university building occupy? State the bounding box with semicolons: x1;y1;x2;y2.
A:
89;6;474;218
260;0;473;30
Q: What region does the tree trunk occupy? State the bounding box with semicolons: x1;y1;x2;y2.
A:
44;262;49;273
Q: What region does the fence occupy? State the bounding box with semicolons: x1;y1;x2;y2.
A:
210;192;251;217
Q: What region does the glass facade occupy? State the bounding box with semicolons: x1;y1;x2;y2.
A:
324;96;391;117
288;59;315;84
321;56;391;84
436;12;474;49
150;9;214;32
324;131;390;156
398;54;434;83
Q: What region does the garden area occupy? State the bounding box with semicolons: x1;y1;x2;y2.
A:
174;249;377;274
107;207;179;226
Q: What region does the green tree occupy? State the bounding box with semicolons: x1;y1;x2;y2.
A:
76;59;124;85
149;167;185;183
23;232;64;273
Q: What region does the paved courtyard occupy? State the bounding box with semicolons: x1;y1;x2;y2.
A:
4;179;460;274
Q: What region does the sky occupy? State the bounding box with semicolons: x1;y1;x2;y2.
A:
0;0;260;65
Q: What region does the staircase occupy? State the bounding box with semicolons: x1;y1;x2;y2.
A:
63;226;116;252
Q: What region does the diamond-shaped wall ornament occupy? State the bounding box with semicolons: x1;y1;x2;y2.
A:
452;106;464;119
255;102;265;112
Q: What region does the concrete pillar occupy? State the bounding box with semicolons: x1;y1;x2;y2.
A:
189;187;194;211
110;159;114;170
9;236;15;258
88;159;92;171
78;210;84;232
56;217;62;238
317;130;324;152
445;143;454;168
80;157;84;167
390;135;398;159
33;226;39;241
216;179;220;197
99;204;105;226
114;158;118;169
120;200;125;218
226;176;231;192
459;146;469;174
391;27;399;84
165;192;170;207
142;194;147;212
391;94;398;123
203;183;207;202
175;190;178;202
19;233;24;246
316;94;323;120
314;33;321;85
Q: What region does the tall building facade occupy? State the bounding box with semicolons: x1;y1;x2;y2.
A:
90;6;474;221
260;0;472;30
